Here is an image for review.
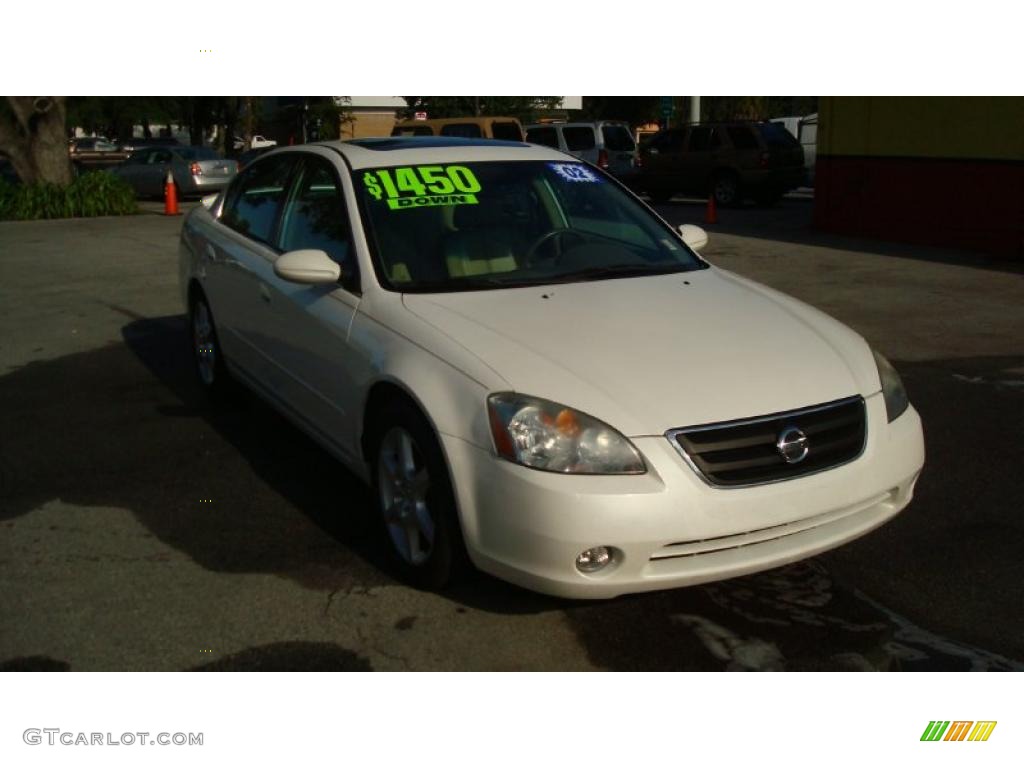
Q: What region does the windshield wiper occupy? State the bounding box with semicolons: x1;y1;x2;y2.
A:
398;276;514;293
547;263;685;284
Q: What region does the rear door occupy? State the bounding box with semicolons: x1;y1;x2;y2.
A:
643;129;686;185
115;148;151;193
206;154;300;382
680;125;719;192
143;149;174;197
725;124;763;173
599;123;637;176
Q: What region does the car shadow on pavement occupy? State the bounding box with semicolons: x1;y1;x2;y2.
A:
189;641;372;671
0;315;393;596
2;316;1021;669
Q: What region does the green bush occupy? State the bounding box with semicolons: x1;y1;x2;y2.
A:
0;171;137;221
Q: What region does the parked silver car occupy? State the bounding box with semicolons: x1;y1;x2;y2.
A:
524;120;638;182
111;146;237;199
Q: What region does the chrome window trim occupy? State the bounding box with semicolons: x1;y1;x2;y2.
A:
665;395;867;490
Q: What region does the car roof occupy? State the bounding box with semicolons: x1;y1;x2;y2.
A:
525;121;630;129
298;137;569;169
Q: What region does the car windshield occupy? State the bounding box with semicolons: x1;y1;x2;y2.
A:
355;160;705;292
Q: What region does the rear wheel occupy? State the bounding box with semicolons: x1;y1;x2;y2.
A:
369;400;466;590
712;171;742;207
189;290;232;401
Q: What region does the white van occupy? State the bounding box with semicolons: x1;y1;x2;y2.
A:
524;121;638;182
770;113;817;186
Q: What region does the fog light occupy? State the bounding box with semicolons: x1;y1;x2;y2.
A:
576;546;613;573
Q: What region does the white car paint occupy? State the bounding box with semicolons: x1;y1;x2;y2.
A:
179;139;924;598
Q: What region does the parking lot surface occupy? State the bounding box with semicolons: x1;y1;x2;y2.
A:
1;197;1022;670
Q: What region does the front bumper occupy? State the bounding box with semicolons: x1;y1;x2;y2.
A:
443;393;924;599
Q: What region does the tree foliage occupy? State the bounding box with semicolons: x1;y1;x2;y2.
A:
581;96;662;126
402;97;563;122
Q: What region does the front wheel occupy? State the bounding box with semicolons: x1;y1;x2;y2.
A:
189;291;233;401
369;401;466;589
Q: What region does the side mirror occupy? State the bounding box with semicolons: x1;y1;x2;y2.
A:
200;193;219;210
274;249;340;285
678;224;708;252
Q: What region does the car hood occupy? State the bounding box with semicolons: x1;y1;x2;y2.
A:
401;267;880;436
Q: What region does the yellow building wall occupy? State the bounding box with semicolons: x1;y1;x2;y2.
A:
341;111;398;140
818;97;1024;161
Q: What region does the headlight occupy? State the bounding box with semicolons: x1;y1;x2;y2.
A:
487;393;646;474
873;350;909;423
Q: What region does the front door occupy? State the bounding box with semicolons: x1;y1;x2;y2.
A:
255;154;363;458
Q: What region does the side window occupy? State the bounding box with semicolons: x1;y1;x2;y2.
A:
440;123;482;138
491;121;523;141
650;130;685;153
688;126;712;152
128;150;151;165
278;158;358;291
149;150;172;164
709;128;722;150
526;126;559;148
221;156;296;245
601;124;636;151
562;127;596;151
392;125;435;136
727;126;759;150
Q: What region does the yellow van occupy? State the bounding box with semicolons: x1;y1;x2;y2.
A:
391;117;524;142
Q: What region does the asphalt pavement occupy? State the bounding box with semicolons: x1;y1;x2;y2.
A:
1;197;1022;671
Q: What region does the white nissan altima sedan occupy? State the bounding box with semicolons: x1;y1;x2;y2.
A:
178;137;924;599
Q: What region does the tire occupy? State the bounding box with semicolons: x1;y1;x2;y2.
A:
711;171;742;207
368;399;467;590
189;290;233;401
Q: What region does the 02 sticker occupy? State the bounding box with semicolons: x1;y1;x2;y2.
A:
362;165;482;210
549;163;603;183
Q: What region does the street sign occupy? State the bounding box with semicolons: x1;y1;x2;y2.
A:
414;111;428;121
660;96;674;117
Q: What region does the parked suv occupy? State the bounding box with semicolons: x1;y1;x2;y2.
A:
636;121;804;206
525;121;638;181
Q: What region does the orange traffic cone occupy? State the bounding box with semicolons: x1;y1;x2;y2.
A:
164;170;180;216
704;192;717;225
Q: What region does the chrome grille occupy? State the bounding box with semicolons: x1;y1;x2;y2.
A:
667;396;866;488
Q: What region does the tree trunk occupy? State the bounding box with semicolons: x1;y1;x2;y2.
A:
0;97;73;185
243;96;255;152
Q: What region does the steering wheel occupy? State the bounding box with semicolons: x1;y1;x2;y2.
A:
523;229;588;267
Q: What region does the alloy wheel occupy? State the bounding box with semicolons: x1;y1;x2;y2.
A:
377;427;436;566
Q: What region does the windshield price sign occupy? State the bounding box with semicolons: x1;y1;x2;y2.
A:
362;165;482;210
